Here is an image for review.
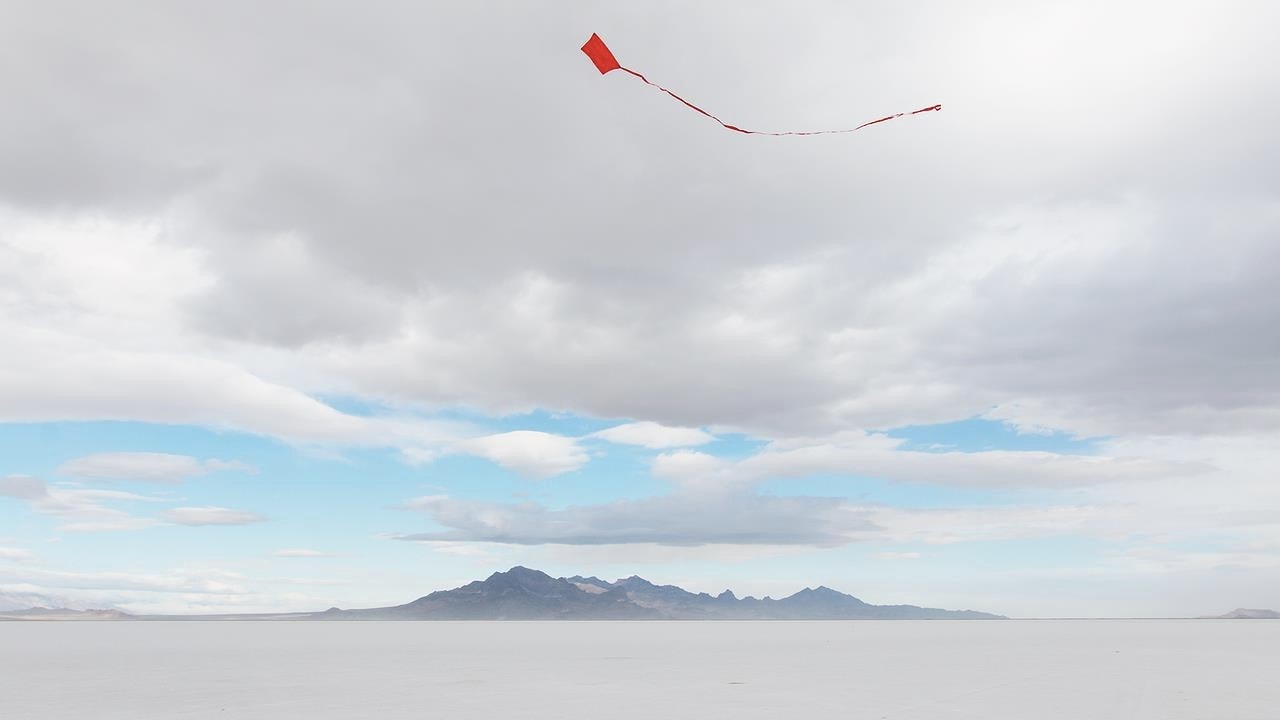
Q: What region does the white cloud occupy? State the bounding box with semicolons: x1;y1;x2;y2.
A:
0;324;471;450
651;432;1205;491
0;475;161;532
651;450;735;493
0;547;34;562
261;576;351;587
873;552;922;561
0;213;474;455
57;517;162;533
529;542;822;569
418;541;497;559
271;548;339;558
652;450;727;479
160;506;266;526
861;505;1126;546
593;422;715;449
0;564;361;615
0;588;83;611
399;447;441;466
393;420;1280;553
0;566;248;595
460;431;588;478
58;452;255;483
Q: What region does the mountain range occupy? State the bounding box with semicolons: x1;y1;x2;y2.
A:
0;567;1005;620
318;566;1004;620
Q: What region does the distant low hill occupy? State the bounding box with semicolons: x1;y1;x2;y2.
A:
320;566;1004;620
0;607;129;621
1206;608;1280;619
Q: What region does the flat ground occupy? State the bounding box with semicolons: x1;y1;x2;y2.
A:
2;620;1276;718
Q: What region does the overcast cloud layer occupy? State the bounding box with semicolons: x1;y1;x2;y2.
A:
2;0;1276;440
1;0;1279;615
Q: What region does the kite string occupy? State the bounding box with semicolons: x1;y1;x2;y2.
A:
619;67;940;136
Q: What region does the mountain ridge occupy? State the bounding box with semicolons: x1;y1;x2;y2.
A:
0;566;1007;620
323;566;1005;620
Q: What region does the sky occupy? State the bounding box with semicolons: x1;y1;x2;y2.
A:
1;0;1278;618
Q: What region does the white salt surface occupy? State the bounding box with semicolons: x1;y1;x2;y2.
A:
2;620;1277;719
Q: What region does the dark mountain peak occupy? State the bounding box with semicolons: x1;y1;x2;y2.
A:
796;585;846;597
717;589;736;601
616;575;702;600
411;566;563;605
777;586;873;617
565;575;612;589
479;566;560;590
491;566;550;581
787;585;862;600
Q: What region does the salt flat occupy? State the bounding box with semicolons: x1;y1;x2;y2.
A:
1;620;1276;719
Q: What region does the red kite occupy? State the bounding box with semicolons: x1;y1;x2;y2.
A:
581;33;941;136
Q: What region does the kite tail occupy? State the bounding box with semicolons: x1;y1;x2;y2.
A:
619;67;753;134
620;68;941;136
851;104;944;132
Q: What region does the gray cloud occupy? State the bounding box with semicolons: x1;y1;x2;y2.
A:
396;490;1169;549
398;492;872;546
0;475;47;500
0;0;1277;443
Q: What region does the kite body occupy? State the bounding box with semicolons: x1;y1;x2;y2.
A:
582;33;621;74
580;33;940;136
